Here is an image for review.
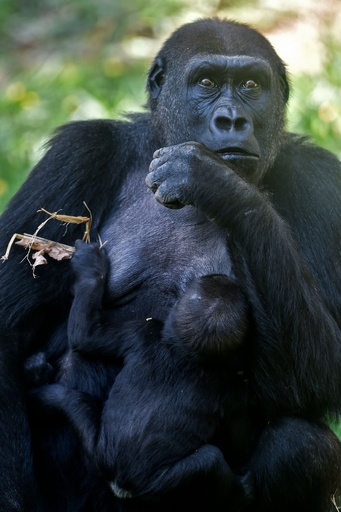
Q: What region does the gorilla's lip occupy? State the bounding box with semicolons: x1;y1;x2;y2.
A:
217;147;259;161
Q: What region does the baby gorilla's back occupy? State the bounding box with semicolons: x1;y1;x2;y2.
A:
99;274;251;499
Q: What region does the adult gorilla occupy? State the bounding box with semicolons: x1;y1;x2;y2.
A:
0;17;340;512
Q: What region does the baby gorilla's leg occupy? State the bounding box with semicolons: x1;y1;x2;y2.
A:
110;443;251;507
30;383;100;455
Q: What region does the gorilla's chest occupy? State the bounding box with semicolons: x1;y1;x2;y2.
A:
100;168;233;321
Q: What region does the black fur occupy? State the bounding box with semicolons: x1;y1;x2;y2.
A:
30;241;253;510
0;17;340;512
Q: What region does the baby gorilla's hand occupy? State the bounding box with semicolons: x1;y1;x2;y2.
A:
71;240;109;285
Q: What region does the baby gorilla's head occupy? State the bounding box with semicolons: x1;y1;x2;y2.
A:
164;275;250;362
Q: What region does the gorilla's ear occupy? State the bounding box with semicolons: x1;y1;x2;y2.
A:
147;57;165;100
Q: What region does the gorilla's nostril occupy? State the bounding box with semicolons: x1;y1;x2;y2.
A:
214;115;249;132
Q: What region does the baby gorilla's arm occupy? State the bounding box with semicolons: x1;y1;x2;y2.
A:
68;240;162;357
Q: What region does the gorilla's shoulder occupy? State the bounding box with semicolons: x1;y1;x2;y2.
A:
264;132;341;216
48;114;153;153
277;133;341;170
265;132;341;192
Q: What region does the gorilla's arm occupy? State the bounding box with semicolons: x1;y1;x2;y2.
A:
146;138;341;418
0;120;129;510
264;135;341;324
0;119;149;336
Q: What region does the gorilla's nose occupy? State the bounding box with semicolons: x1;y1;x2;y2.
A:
211;106;253;137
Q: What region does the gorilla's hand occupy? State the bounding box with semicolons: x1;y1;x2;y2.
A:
146;141;265;230
71;240;109;285
146;141;232;211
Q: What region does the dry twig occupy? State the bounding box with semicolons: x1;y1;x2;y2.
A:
1;204;92;276
331;493;340;511
37;205;92;242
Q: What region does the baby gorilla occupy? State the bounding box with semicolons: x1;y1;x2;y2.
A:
35;241;251;505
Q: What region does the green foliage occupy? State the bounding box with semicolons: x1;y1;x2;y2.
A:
0;57;148;211
288;41;341;158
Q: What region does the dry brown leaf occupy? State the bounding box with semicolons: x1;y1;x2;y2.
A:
15;234;75;261
31;250;48;267
1;204;95;277
1;203;91;265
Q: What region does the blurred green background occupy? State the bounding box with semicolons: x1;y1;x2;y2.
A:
0;0;340;437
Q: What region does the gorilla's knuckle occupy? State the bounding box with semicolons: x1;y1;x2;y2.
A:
182;142;199;156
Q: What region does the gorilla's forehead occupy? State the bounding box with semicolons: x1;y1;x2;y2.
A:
186;54;272;74
158;19;286;73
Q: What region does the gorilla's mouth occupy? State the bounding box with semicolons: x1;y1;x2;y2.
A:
217;147;259;162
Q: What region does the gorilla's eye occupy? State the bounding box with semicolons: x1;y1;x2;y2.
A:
242;79;259;89
199;78;217;88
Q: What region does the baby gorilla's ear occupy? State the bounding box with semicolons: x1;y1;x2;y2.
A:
164;275;250;361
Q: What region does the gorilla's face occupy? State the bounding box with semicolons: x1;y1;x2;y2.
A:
147;20;288;183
